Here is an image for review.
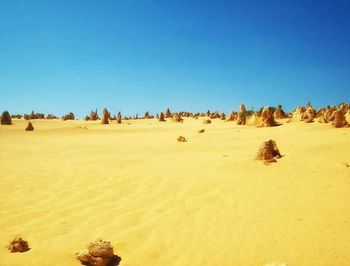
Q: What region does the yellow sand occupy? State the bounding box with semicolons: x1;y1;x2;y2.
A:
0;118;349;266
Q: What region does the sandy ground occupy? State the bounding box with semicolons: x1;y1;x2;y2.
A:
0;118;349;266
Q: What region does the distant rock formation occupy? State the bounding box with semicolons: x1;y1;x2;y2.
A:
62;112;75;121
237;104;247;125
273;105;287;119
159;112;166;122
220;113;226;120
24;111;45;120
144;111;151;119
172;113;183;122
89;109;99;120
116;112;122;124
25;122;34;131
11;114;22;119
226;111;237;121
165;108;172;118
101;108;110;124
46;114;58;119
1;111;12;125
76;240;120;266
8;237;29;253
256;140;282;164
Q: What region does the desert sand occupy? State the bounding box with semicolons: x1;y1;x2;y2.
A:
0;118;350;266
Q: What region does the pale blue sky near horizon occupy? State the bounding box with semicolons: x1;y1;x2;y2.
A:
1;0;350;118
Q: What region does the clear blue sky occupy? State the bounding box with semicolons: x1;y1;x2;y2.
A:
1;0;349;117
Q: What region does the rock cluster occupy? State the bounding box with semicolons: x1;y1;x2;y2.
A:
62;112;75;120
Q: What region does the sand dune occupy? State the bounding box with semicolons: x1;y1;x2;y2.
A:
0;118;349;265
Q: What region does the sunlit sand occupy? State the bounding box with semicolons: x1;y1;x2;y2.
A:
0;116;349;265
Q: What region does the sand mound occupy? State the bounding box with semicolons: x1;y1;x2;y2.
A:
256;139;282;163
25;122;34;131
159;112;166;122
260;107;277;127
177;136;186;142
101;108;110;124
8;237;29;253
203;119;211;124
76;239;120;266
62;112;75;121
274;105;287;119
237;104;247;125
1;111;12;125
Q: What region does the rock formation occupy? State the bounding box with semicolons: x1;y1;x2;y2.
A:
237;104;247;125
116;112;122;124
302;106;316;123
256;140;282;164
203;119;211;124
177;136;186;142
144;112;151;119
1;111;12;125
226;111;237;121
260;107;277;127
91;109;99;120
101;108;110;124
46;114;58;119
25;122;34;131
220;113;226;120
247;112;261;126
198;129;205;133
11;114;22;119
290;107;305;122
62;112;75;120
8;237;29;253
273;105;287;119
165;108;172;118
76;239;119;266
172;113;183;122
332;105;349;128
159;112;166;122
